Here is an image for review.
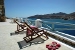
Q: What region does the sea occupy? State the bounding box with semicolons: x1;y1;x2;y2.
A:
25;18;75;36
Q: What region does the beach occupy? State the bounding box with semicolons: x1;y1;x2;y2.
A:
0;19;74;50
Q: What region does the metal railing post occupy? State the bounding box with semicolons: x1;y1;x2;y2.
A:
52;23;55;31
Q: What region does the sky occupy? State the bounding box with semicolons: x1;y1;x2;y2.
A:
5;0;75;18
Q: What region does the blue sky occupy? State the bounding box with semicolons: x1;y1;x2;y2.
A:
5;0;75;18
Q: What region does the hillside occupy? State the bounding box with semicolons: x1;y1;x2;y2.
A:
28;12;75;20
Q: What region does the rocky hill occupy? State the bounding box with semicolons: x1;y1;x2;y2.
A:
28;12;75;20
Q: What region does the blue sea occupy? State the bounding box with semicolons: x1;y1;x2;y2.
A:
27;18;75;36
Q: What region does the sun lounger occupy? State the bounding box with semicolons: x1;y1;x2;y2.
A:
14;20;26;33
23;22;48;43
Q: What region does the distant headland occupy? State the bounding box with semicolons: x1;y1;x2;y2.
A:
28;12;75;20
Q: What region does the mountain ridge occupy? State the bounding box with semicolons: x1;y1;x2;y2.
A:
28;12;75;20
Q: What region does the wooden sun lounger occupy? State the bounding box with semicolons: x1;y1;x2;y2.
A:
14;20;26;33
23;22;48;43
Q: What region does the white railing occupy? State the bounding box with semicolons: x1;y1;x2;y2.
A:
26;19;75;31
41;21;75;31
